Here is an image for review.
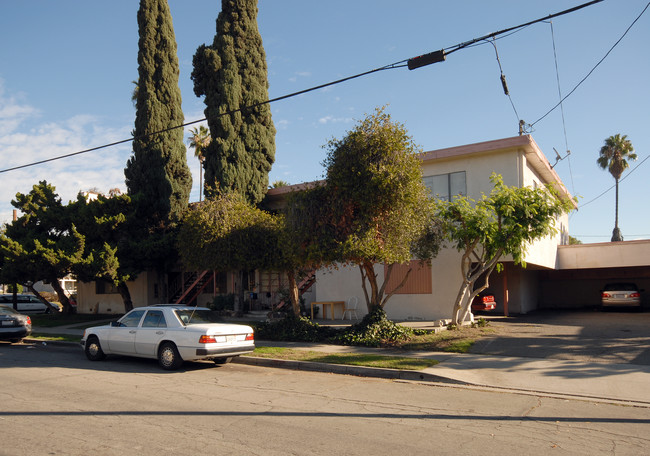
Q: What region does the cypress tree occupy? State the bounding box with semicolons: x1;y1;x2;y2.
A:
192;0;276;205
125;0;192;224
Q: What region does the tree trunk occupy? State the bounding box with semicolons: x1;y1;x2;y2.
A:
199;159;203;202
359;262;381;313
287;270;300;317
47;279;72;314
611;178;623;241
117;281;133;312
451;281;471;326
24;282;64;314
12;285;18;311
233;270;244;314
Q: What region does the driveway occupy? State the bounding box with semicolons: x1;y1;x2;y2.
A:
472;309;650;365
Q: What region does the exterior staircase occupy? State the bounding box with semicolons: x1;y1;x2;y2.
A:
170;271;215;305
274;270;317;311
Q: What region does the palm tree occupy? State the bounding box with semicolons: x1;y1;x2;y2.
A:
187;126;211;202
597;134;637;242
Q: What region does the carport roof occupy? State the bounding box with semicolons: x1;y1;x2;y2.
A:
557;239;650;269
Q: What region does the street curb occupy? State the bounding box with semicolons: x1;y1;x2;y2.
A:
235;355;469;385
20;338;463;384
22;338;79;347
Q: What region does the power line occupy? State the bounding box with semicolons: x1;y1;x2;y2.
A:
444;0;603;56
531;1;650;127
579;154;650;209
0;0;605;174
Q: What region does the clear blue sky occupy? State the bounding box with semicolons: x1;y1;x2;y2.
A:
0;0;648;243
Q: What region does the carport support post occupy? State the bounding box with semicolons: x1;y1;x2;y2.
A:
503;264;509;317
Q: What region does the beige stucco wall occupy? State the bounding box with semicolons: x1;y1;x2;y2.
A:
557;240;650;269
314;247;466;321
77;271;159;315
420;148;520;199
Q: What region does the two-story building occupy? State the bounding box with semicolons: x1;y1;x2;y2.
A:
76;134;650;318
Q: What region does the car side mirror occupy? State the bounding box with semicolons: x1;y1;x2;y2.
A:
110;321;122;327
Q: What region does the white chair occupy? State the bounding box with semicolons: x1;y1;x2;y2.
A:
341;296;359;320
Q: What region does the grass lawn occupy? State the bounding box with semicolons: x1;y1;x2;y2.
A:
250;347;438;370
396;326;496;353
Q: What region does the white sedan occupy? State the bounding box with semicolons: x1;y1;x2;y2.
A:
80;305;255;370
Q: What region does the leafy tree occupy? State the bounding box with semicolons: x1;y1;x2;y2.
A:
437;174;575;325
596;134;637;242
125;0;192;224
187;125;211;202
568;235;582;245
315;107;443;314
0;182;83;314
271;180;290;188
192;0;276;204
69;193;136;312
177;192;280;312
121;0;193;302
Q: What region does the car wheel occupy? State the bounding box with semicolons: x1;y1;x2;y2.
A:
85;336;106;361
213;357;233;365
158;342;183;370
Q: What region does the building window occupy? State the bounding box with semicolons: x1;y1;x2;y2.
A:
423;171;466;201
95;280;119;295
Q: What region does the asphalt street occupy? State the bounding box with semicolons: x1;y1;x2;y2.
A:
26;309;650;405
2;342;649;456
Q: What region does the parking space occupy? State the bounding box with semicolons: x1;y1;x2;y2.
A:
472;309;650;365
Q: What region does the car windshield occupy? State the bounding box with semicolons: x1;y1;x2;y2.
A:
174;309;223;325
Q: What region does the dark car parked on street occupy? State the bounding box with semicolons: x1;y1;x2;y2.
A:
0;306;32;343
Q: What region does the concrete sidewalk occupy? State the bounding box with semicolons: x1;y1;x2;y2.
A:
249;340;650;406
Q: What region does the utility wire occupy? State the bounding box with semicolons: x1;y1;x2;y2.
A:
487;38;520;124
0;63;405;174
444;0;603;55
579;154;650;209
548;20;576;196
0;0;604;174
531;1;650;127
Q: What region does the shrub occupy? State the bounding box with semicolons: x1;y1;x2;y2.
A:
253;315;337;342
471;317;489;328
210;294;235;311
335;307;415;347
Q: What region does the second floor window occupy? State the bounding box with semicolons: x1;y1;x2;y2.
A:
423;171;466;201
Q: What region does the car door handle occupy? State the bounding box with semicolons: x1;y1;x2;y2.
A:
129;330;136;334
156;331;164;335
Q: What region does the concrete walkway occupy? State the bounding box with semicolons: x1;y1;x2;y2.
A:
250;340;650;406
27;312;650;406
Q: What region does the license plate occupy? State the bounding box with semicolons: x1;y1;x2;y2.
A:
1;320;13;326
226;335;236;343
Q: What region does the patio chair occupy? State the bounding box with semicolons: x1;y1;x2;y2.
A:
341;296;359;320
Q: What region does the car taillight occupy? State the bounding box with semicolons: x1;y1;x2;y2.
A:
245;333;254;341
601;292;610;298
25;316;31;325
199;335;217;344
630;292;640;298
